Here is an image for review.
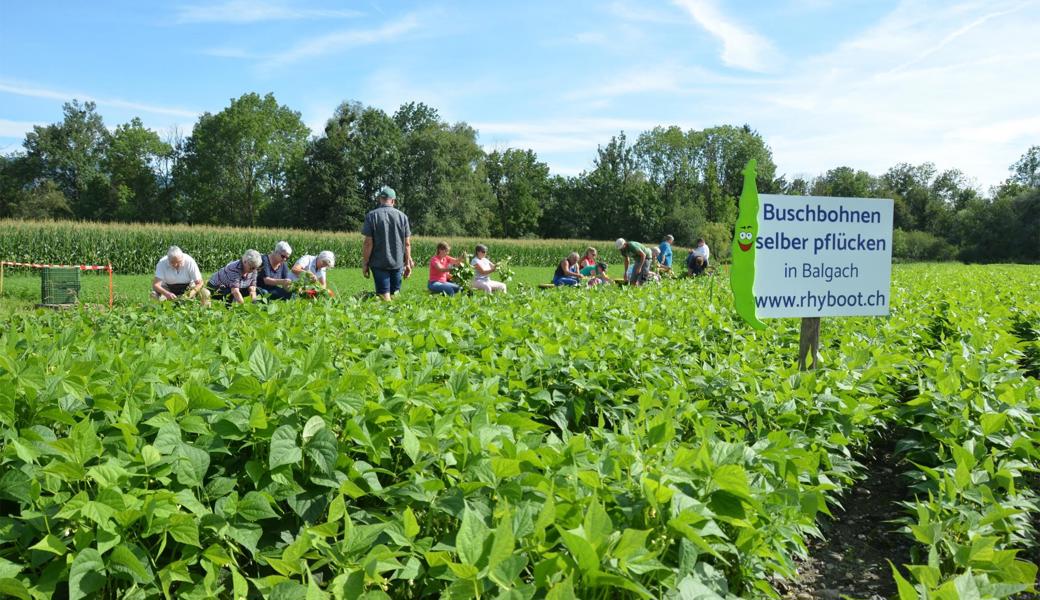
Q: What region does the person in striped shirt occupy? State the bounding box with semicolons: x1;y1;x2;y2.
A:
207;249;261;304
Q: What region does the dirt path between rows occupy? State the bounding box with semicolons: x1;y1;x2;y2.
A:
781;440;914;600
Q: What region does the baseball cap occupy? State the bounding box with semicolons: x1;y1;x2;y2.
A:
377;186;396;200
615;238;626;250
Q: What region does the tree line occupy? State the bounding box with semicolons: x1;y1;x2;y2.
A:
1;93;1037;262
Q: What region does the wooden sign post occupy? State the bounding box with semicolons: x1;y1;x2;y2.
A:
798;317;821;371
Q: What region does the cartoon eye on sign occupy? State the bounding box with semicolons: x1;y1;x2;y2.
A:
730;160;767;329
737;229;754;251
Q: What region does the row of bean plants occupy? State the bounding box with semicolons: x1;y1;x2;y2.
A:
886;272;1040;597
0;264;1036;599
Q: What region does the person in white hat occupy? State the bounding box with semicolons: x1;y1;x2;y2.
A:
616;238;650;285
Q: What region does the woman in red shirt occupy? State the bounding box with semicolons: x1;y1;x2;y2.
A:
579;247;598;270
428;242;463;295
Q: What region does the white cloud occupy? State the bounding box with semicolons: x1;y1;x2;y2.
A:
671;0;777;71
0;80;199;119
748;0;1040;189
474;117;701;155
0;118;40;139
563;64;686;100
201;47;261;59
536;1;1038;188
571;31;611;46
174;0;362;24
261;14;421;70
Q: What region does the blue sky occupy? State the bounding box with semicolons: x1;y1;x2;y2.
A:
2;0;1038;190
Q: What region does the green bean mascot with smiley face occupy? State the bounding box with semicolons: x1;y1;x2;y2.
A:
731;159;767;330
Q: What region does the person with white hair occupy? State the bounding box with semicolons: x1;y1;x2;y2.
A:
207;249;261;303
289;250;335;288
151;245;206;301
257;240;294;300
552;252;583;286
616;238;650;285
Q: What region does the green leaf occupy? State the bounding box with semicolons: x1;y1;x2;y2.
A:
952;570;981;600
402;507;420;539
109;544;152;583
231;566;249;600
0;578;30;600
69;548;106;600
327;494;346;523
140;444;161;468
270;425;302;470
712;464;751;500
29;534;68;556
583;501;612;552
545;579;575;600
175;442;211;488
490;457;521;479
304;427;338;476
558;528;599;576
302;415;326;443
307;574;328;600
167;513;202;547
69;419;102;465
186;379;226;410
487;515;515;571
980;412;1007;435
249;343;278;381
239;491;279;521
588;572;653;598
889;561;919;600
490;554;527;590
456;507;489;567
153;423;182;454
612;529;651;562
401;424;420;464
0;470;33;503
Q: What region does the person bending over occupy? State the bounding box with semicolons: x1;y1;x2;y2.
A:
152;245;207;302
207;249;261;304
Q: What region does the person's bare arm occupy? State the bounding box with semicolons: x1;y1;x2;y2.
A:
152;277;176;300
362;236;374;278
403;236;414;278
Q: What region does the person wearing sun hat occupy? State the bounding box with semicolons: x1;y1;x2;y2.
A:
616;237;650;285
362;185;414;301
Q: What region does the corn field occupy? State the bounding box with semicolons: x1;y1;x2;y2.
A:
0;220;624;274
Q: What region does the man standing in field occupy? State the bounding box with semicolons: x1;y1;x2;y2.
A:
616;238;650;285
362;186;414;301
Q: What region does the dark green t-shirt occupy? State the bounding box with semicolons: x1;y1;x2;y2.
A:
621;241;648;260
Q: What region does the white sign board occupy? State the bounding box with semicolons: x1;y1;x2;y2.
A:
753;194;893;318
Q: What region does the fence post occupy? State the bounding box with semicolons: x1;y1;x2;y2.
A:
107;264;114;308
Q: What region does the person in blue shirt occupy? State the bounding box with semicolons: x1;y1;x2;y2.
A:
658;235;674;269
